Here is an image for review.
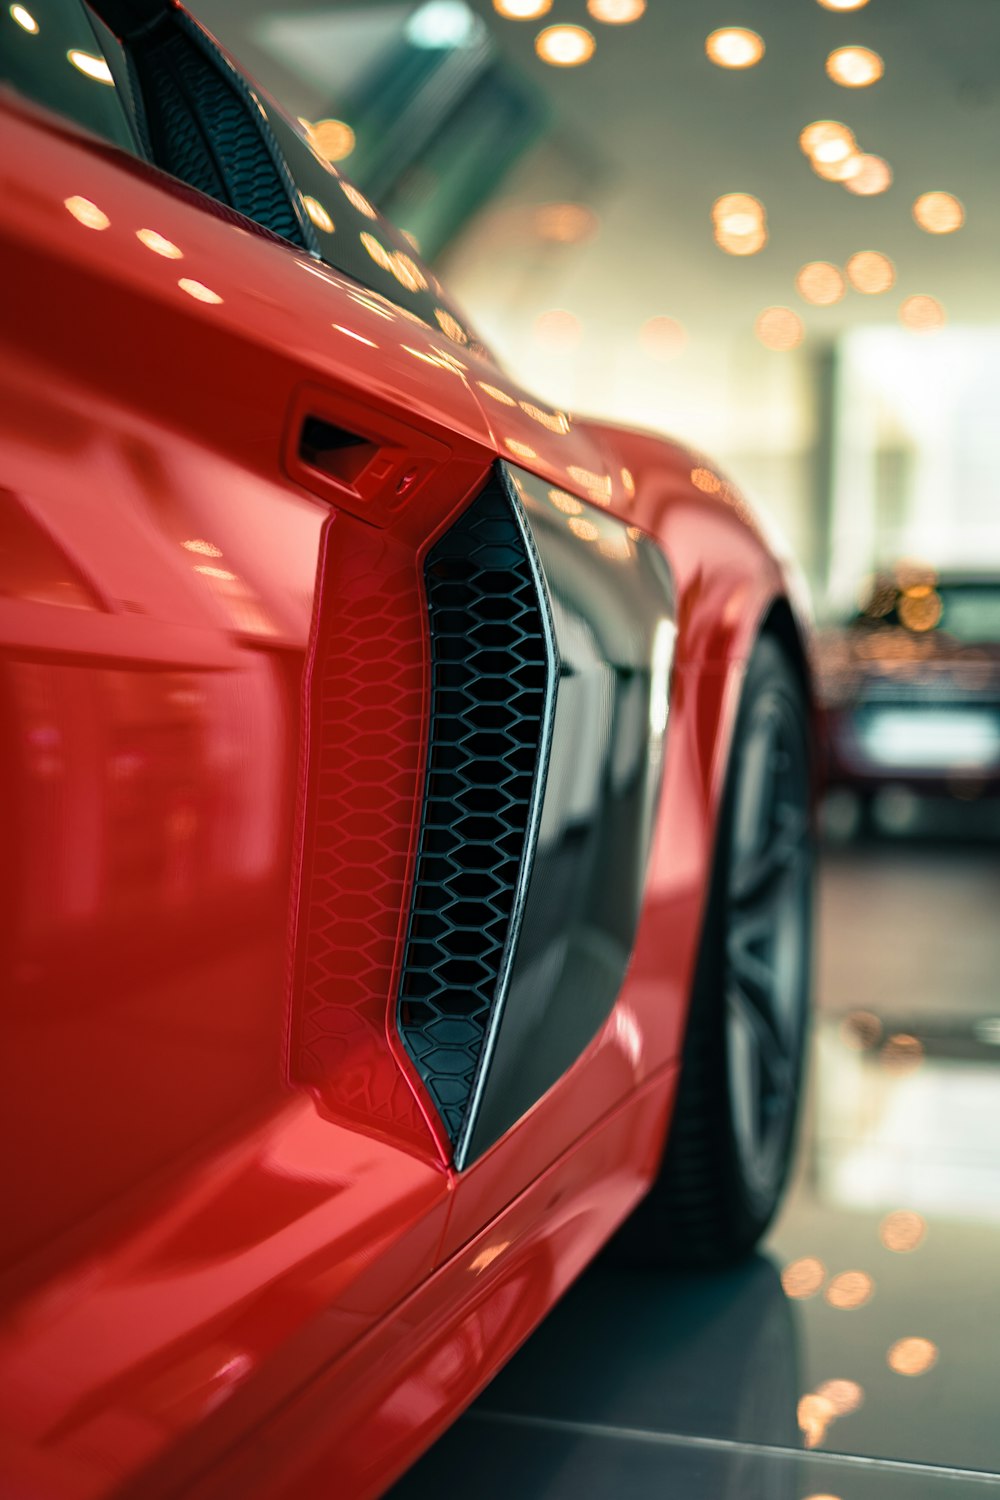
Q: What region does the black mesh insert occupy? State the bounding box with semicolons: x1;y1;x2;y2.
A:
131;17;309;250
397;477;551;1143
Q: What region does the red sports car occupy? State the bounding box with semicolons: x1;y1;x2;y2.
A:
0;4;814;1496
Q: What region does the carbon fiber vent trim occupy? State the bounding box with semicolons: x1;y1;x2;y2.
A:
397;471;555;1144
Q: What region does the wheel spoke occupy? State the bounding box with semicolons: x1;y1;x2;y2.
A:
730;803;808;911
728;979;792;1103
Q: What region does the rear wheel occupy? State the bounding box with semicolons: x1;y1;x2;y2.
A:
616;633;813;1267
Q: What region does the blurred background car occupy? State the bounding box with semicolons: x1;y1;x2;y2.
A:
816;565;1000;831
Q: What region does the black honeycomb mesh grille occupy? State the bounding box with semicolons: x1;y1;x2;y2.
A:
135;22;308;250
397;477;551;1143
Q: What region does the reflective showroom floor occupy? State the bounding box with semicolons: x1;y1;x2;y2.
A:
394;800;1000;1499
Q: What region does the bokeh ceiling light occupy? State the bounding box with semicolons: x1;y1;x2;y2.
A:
68;48;113;83
844;154;892;195
712;192;767;254
846;250;895;293
493;0;551;17
10;6;39;32
534;201;599;243
587;0;646;22
639;316;688;358
900;294;946;332
813;152;862;182
705;28;764;69
887;1337;939;1376
535;24;595;65
796;261;845;306
534;308;583;349
716;225;768;255
754;306;804;351
913;191;965;233
817;0;869;8
305;117;356;162
712;191;765;226
799;120;855;159
826;45;884;87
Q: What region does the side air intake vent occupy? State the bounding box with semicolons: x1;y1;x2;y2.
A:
397;472;554;1144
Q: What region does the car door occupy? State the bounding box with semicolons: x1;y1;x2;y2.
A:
0;4;495;1491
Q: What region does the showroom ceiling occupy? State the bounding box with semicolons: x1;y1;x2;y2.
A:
192;0;1000;346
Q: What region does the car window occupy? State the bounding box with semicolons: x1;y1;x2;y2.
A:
1;0;137;152
263;103;477;351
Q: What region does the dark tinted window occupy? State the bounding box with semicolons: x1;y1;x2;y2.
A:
264;103;477;349
1;0;136;151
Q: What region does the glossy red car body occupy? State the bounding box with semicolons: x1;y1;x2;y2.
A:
0;14;810;1497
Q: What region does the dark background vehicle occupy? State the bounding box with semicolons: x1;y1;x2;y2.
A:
816;567;1000;826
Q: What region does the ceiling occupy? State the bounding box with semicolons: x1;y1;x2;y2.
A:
192;0;1000;343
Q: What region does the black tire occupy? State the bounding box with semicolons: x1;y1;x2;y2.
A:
615;633;813;1267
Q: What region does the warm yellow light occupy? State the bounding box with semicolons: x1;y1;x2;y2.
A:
798;1392;836;1449
360;232;393;272
64;195;109;230
846;250;895;294
900;294;945;333
899;589;943;630
136;228;182;259
505;438;538;460
691;467;722;495
796;261;845;306
705;27;764;69
712;193;767;256
434;308;468;344
340;181;376;219
178;278;223;304
194;564;237;581
587;0;645;23
844;154;892;196
826;45;883;87
535;24;595;66
812;151;862;182
713;191;765;229
333;325;377;347
880;1210;927;1252
568;516;600;542
716;225;768;255
519;401;570;433
493;0;551;16
182;539;222;557
389;252;427;293
799;120;856;161
639;316;687;358
534;202;599;244
302;195;334;233
478;381;517;406
549;489;584;515
304;117;356;162
887;1337;938;1376
815;1379;864;1415
880;1031;925;1068
818;0;869;8
780;1256;826;1299
913;191;964;234
755;306;804;351
10;5;38;32
825;1269;874;1310
533;308;582;349
67;49;114;84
